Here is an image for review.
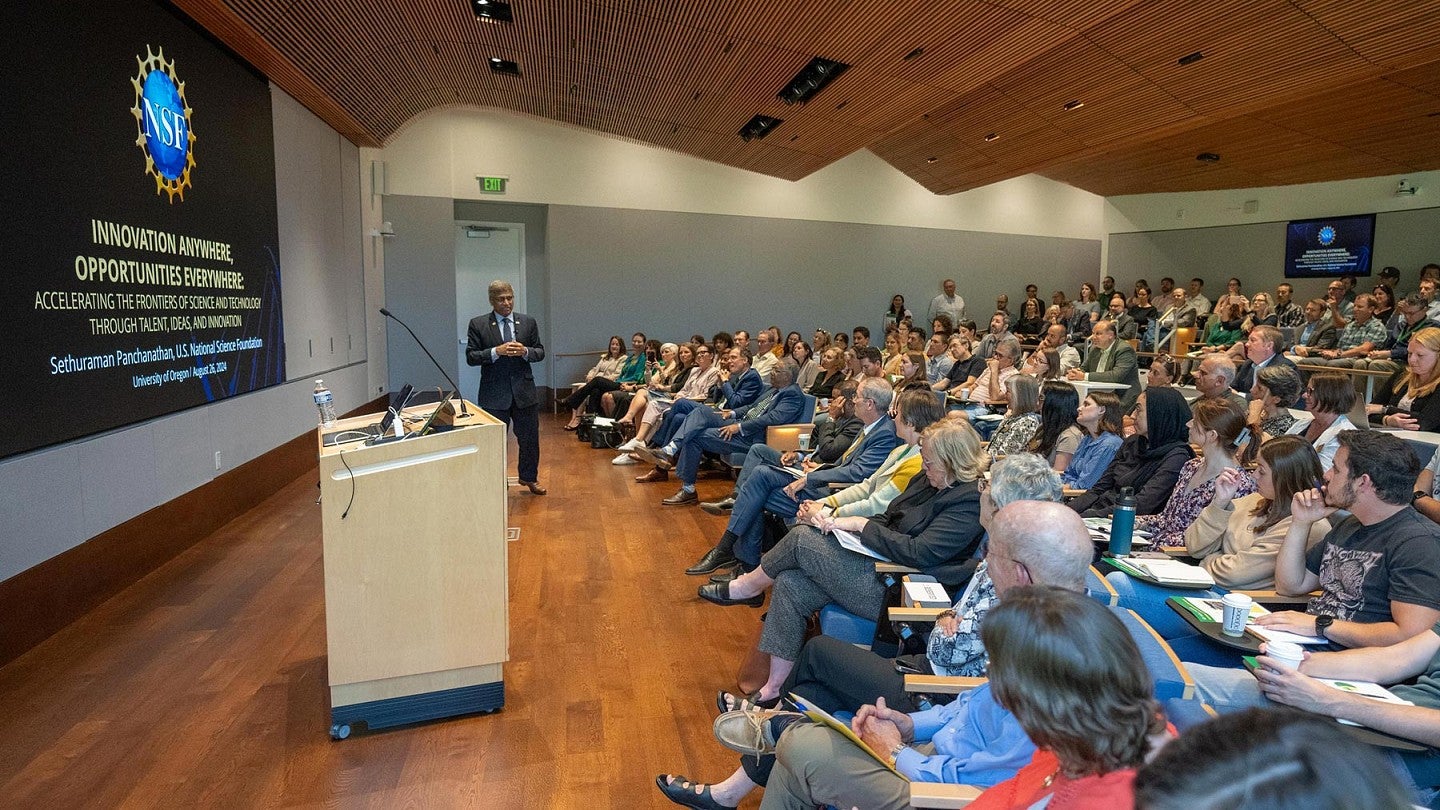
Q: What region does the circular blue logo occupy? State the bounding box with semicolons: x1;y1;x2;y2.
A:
1318;226;1336;246
141;70;188;179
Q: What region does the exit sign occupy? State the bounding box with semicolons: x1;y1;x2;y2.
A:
478;176;508;194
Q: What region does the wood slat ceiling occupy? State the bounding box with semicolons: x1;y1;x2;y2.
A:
176;0;1440;196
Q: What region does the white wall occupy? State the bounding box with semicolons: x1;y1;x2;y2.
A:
373;107;1107;242
1105;170;1440;235
0;87;367;582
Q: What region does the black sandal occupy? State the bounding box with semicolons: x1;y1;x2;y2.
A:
715;690;781;714
654;774;736;810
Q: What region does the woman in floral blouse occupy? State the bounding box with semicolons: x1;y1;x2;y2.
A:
986;375;1041;460
1139;397;1256;547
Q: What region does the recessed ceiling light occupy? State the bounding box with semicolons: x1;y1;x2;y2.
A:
778;56;850;105
471;0;513;24
1178;51;1204;66
1196;152;1221;163
903;47;925;61
739;114;784;142
1063;100;1084;111
926;157;938;164
488;58;520;76
984;133;999;142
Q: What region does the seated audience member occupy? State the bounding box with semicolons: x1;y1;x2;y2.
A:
686;377;900;574
1290;298;1339;353
986;375;1042;460
1198;299;1244;352
1190;354;1246;410
1133;708;1414;810
1233;325;1298;394
924;333;954;383
1128;286;1159;344
1013;297;1045;340
1241;291;1278;332
856;346;885;378
1423;277;1440;323
1323;278;1355;321
697;381;866;516
1036;322;1081;374
804;390;946;521
1106;292;1138;340
1153;288;1197;352
1242;365;1304;456
853;326;872;349
1029;381;1082;473
622;343;723;449
954;319;978;344
934;334;981;393
811;328;830;355
784;330;802;355
1186;276;1213;315
1274;282;1305;328
758;586;1169;810
1074;282;1102;323
1189;430;1440;710
1062;391;1124;490
1146;353;1177;389
1366;292;1438;373
1137;398;1255;548
995;294;1013;327
1070;387;1195;517
1066;319;1141;410
697;419;985;706
611;343;696;462
712;331;735;354
633;351;790;495
1372;283;1398;327
974;311;1017;361
751;330;781;384
1370;327;1440;432
1298;372;1358;470
931;313;954;340
1059;298;1093;345
656;492;1086;810
1312;293;1388;365
639;347;761;459
1216;276;1245;313
831;331;849;351
787;340;817;390
1019;346;1062;381
881;332;905;376
839;346;860;381
1105;437;1328;637
956;341;1022;438
895;352;930;392
805;345;845;400
562;334;632;429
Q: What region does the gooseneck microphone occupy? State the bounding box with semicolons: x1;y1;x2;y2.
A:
379;307;470;417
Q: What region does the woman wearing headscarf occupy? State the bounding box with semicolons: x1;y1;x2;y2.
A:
1069;386;1195;517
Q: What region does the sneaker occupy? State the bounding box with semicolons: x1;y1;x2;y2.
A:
617;438;642;452
712;707;805;757
612;453;639;465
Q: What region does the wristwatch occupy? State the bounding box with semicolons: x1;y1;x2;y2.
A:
889;741;908;763
1415;490;1428;504
1314;614;1335;637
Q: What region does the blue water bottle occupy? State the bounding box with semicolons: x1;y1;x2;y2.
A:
1109;486;1136;557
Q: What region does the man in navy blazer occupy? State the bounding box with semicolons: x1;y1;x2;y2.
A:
687;377;901;575
1232;325;1298;397
644;347;763;454
637;363;806;505
465;280;546;494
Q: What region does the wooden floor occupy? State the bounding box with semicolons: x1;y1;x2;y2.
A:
0;417;765;808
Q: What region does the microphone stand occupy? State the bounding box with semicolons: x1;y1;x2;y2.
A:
379;307;470;417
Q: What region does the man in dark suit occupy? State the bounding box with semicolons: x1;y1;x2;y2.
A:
1290;298;1340;355
635;348;764;486
1066;319;1140;410
637;364;806;505
687;377;902;575
1233;325;1299;396
465;280;546;495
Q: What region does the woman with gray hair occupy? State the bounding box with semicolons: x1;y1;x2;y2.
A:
985;375;1041;460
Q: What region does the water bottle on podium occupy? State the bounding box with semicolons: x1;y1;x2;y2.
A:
314;379;337;427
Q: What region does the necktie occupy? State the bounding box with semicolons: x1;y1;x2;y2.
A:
839;430;864;463
500;316;513;343
1097;346;1111;373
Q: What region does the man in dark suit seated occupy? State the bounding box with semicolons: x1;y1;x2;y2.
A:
1233;325;1299;396
1289;298;1340;355
640;347;763;465
636;364;806;506
1065;319;1140;410
686;377;901;575
465;281;547;494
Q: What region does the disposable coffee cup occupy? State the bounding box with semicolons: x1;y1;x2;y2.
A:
1221;593;1252;637
1266;640;1305;672
798;433;812;451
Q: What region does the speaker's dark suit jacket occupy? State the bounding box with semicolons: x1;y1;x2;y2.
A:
465;310;545;411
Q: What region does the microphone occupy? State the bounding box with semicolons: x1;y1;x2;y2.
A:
379;308;470;417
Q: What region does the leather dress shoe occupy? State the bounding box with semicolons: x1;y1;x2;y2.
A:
686;546;738;576
519;481;547;496
698;581;764;608
708;565;741;584
700;497;736;515
662;489;698;506
635;467;669;484
634;445;675;469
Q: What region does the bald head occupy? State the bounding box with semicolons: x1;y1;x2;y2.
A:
989;501;1092;593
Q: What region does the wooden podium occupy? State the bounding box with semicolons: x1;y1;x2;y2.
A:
316;399;508;738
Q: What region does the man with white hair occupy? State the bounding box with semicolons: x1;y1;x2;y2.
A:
1190;354;1246;410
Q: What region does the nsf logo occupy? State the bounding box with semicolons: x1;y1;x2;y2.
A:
130;45;196;203
1318;225;1337;247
